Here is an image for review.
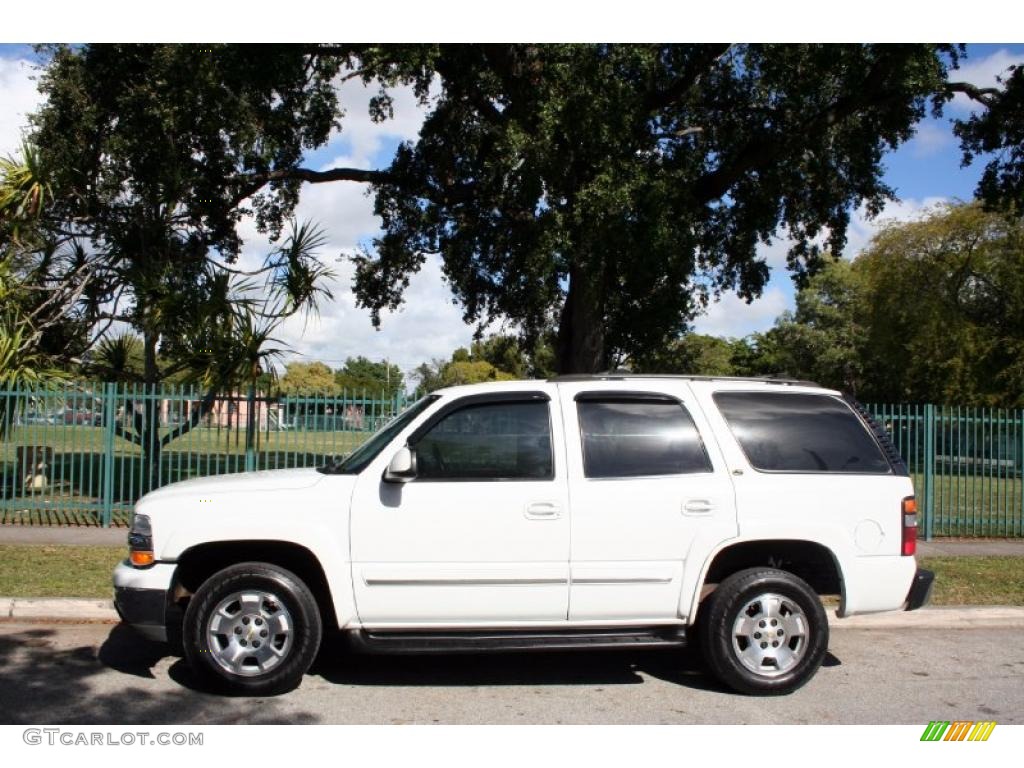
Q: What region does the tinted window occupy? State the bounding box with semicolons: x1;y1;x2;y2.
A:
415;401;553;480
577;398;711;478
713;392;890;473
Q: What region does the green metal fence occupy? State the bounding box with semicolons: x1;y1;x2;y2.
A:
866;404;1023;539
1;383;1022;536
0;382;412;527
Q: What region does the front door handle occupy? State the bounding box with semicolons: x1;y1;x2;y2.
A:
525;502;562;520
683;499;715;515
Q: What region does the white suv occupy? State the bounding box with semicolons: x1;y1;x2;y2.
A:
113;375;933;696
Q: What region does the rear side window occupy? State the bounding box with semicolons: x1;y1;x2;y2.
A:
713;392;890;474
577;396;712;478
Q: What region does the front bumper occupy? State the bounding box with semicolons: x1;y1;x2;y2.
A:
904;567;935;611
112;560;176;642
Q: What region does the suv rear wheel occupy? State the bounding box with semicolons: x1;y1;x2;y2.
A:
183;562;322;695
700;567;828;695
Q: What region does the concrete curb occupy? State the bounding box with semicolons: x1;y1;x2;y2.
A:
2;598;119;622
1;598;1023;629
828;606;1024;629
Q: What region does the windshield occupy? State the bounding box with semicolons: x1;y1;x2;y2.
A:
321;395;440;475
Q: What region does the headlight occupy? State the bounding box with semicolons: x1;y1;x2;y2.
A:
127;513;154;567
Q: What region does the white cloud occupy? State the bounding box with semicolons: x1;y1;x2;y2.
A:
843;195;949;258
906;120;954;158
948;48;1021;113
0;56;41;156
327;75;438;167
692;286;789;339
272;254;475;382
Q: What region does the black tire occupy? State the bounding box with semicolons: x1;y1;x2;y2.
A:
183;562;322;695
699;567;828;696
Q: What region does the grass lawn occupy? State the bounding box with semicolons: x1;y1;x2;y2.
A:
0;544;1022;606
0;544;124;598
918;556;1024;606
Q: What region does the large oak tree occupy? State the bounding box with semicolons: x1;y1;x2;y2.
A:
28;44;1024;386
341;45;1024;373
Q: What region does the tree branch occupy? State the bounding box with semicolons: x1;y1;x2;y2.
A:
159;388;219;447
693;62;899;204
943;81;1001;108
654;127;704;140
112;421;143;447
644;44;732;112
227;166;394;207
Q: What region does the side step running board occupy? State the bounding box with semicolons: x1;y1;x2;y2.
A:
348;626;687;654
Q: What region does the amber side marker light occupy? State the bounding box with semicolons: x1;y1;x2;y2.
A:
902;496;917;556
127;513;154;567
129;550;155;567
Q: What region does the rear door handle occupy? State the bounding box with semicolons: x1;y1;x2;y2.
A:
525;502;562;520
683;499;715;515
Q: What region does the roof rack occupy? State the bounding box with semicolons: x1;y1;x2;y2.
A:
547;373;820;387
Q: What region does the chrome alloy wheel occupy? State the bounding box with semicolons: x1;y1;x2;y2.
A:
205;590;294;677
731;592;809;678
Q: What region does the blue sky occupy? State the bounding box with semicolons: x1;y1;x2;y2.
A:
1;43;1022;377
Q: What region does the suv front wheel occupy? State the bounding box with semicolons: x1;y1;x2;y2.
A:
183;562;322;695
700;567;828;695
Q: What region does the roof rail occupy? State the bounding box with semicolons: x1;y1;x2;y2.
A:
547;373;820;387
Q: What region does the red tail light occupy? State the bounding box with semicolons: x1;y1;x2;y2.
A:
901;496;917;556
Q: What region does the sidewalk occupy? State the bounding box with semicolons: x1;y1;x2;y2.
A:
4;525;1023;555
916;539;1024;557
0;525;126;546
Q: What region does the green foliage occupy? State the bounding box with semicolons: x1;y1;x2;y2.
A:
0;315;66;390
634;334;743;377
348;44;1022;372
955;65;1024;211
411;355;515;393
753;259;868;392
32;44;348;254
440;360;518;387
0;141;52;243
279;361;339;396
0;146;83;407
27;45;344;401
411;333;554;392
266;221;336;319
717;203;1024;406
334;356;404;399
88;333;146;383
854;203;1024;405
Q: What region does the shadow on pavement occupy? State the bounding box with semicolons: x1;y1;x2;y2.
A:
312;635;843;692
0;623;318;725
0;623;849;724
312;634;730;692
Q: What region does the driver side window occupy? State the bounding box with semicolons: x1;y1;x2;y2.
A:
414;400;553;481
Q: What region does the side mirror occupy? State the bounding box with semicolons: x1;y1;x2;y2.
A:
383;446;417;483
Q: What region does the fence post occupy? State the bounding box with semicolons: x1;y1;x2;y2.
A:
245;384;257;473
1015;405;1024;536
101;382;117;527
923;403;936;541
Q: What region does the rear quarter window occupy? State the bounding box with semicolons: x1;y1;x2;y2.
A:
713;391;891;474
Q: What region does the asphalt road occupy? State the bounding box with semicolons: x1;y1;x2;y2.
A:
0;621;1020;725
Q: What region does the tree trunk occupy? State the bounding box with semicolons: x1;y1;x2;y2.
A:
555;264;608;374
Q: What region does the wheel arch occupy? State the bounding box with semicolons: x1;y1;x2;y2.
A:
686;538;844;625
171;539;344;631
